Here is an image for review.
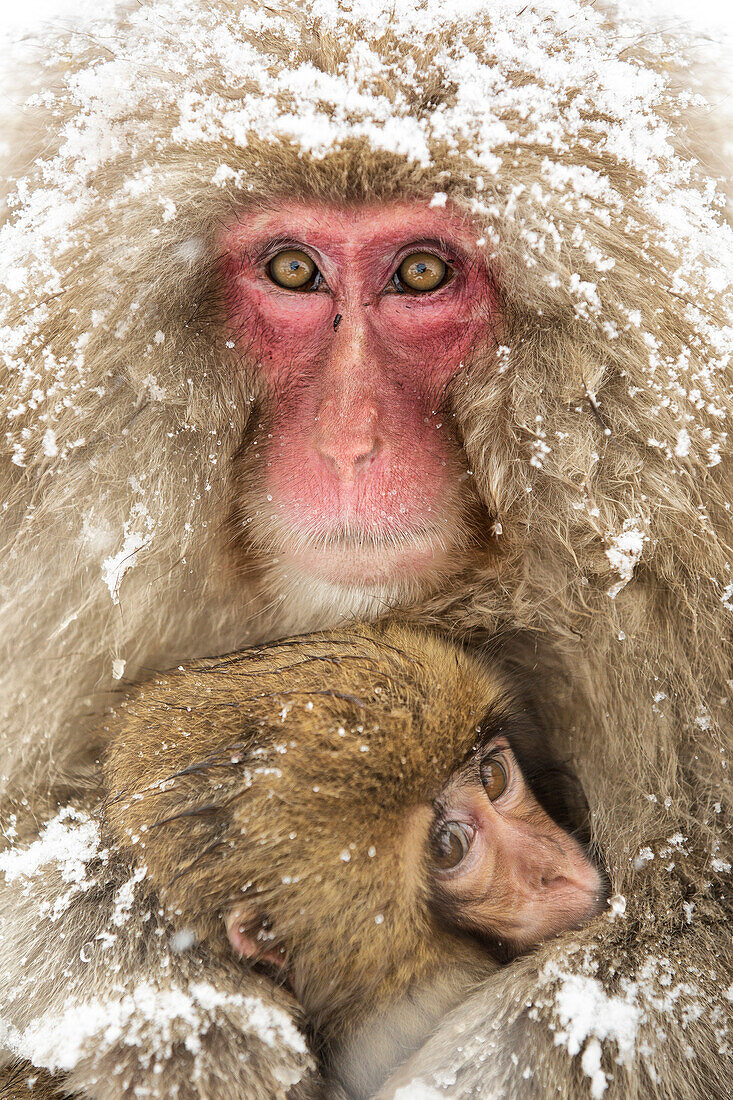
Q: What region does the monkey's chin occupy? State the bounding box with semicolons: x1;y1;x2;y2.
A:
257;550;444;636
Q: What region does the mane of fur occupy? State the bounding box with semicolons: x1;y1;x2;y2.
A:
0;2;731;1094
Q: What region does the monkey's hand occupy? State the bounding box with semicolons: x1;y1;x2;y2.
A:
0;809;315;1100
375;869;732;1100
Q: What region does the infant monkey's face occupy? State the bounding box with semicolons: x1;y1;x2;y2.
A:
104;622;608;1027
226;725;606;978
425;732;606;952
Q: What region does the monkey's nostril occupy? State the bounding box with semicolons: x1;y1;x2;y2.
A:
539;872;565;890
317;438;381;481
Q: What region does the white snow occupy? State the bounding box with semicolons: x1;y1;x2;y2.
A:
0;981;307;1073
111;865;148;927
101;503;156;604
41;429;58;458
393;1083;447;1100
0;807;107;921
633;846;655;869
548;969;641;1096
605;520;648;599
0;807;102;885
607;894;627;919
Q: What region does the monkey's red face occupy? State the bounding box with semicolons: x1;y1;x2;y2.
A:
221;202;498;593
430;740;607;953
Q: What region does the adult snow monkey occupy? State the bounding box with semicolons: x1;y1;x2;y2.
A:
0;0;731;1098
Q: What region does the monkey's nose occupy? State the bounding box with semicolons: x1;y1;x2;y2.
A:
314;401;381;482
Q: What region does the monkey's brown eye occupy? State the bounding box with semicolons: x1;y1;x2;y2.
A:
395;252;448;293
431;821;474;871
480;755;508;801
268;249;319;290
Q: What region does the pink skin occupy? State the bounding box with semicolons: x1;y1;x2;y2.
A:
226;909;286;969
221;201;498;586
435;742;606;951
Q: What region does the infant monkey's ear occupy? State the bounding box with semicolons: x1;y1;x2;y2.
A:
226;904;289;971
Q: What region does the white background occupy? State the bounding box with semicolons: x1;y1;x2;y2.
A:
0;0;732;45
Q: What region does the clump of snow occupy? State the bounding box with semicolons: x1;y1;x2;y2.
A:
101;502;156;604
170;928;197;952
111;657;126;679
674;428;691;458
0;807;103;885
607;894;626;919
605;519;648;599
41;429;58;458
102;531;150;604
1;980;307;1074
141;372;167;400
111;864;148;927
546;967;641;1096
0;807;107;921
393;1083;446;1100
542;951;716;1096
580;1037;606;1100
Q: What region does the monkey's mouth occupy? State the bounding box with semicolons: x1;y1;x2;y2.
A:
283;529;456;586
247;510;474;588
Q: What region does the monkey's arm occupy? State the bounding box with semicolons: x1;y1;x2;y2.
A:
0;808;315;1100
377;864;732;1100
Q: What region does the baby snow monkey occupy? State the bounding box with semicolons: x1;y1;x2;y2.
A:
104;622;607;1098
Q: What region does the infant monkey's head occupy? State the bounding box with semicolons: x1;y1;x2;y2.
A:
105;622;606;1078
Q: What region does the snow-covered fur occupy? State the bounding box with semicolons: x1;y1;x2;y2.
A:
0;0;731;1097
0;806;312;1099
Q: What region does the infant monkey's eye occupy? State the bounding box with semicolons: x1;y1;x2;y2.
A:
431;820;474;871
480;753;508;800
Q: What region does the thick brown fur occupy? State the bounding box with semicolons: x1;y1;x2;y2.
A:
1;1;732;1098
0;1064;71;1100
102;622;523;1095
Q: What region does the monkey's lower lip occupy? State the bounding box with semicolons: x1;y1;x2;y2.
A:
283;533;452;585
